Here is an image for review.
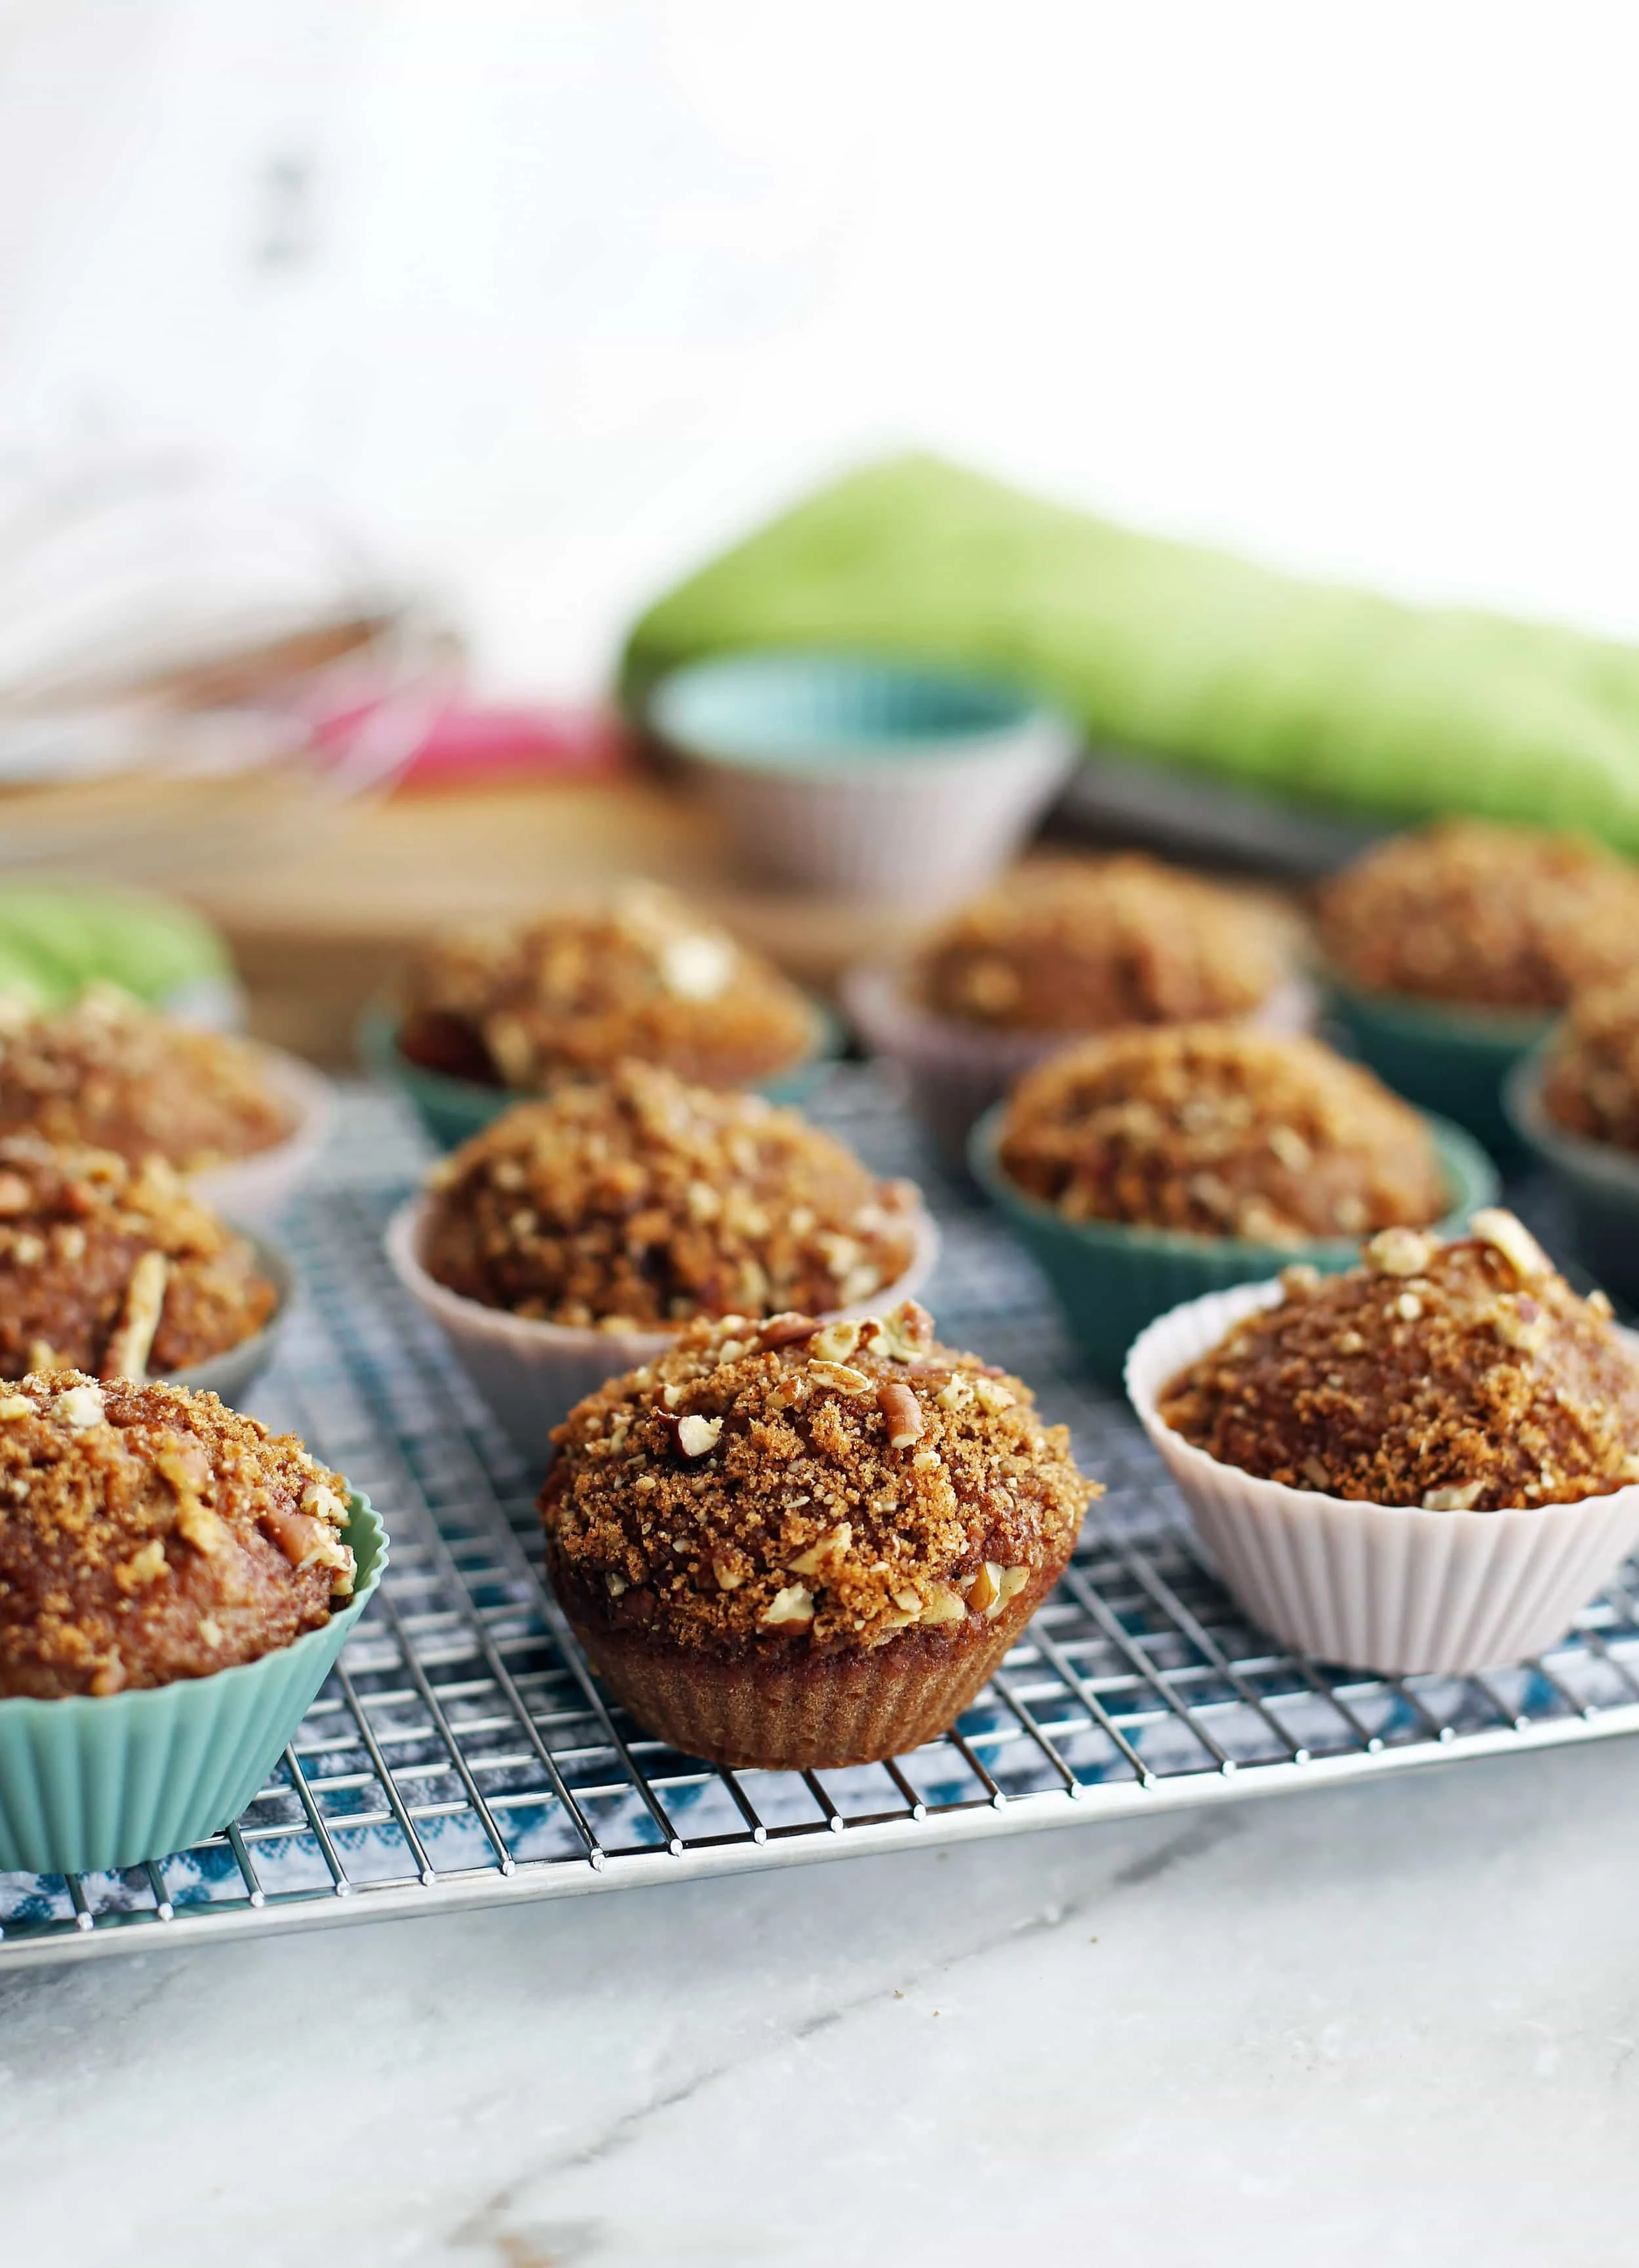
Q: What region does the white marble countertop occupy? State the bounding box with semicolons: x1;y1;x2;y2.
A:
5;1733;1638;2264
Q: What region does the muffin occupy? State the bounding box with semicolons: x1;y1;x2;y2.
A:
0;1136;277;1381
0;1370;355;1698
542;1298;1094;1767
844;854;1303;1172
1539;971;1639;1151
1319;821;1639;1013
422;1060;921;1327
1158;1210;1639;1507
0;984;295;1170
1127;1210;1639;1675
390;1062;935;1463
995;1026;1448;1243
920;855;1289;1031
397;884;819;1096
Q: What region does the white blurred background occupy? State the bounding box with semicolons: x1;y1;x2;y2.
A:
0;0;1634;698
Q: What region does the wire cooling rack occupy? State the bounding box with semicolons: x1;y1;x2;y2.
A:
5;1074;1639;1969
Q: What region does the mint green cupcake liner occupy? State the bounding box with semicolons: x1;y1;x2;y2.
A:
1322;972;1549;1160
1504;1045;1639;1304
970;1105;1499;1385
358;1003;844;1150
0;1492;386;1876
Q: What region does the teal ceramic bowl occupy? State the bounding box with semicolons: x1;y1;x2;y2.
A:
0;1490;386;1875
1322;971;1550;1159
1504;1044;1639;1303
970;1105;1499;1385
648;650;1078;903
358;1003;844;1151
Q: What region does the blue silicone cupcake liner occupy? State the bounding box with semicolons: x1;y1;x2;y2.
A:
358;1002;843;1151
970;1104;1499;1385
0;1490;386;1875
1504;1045;1639;1304
1321;970;1549;1161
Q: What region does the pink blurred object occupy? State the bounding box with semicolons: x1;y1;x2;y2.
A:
319;697;626;789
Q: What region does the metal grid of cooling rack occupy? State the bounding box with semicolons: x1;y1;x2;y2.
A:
5;1074;1639;1970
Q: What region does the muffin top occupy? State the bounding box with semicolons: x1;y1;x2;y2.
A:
0;1136;277;1381
1318;820;1639;1012
915;855;1288;1032
0;984;294;1170
996;1025;1448;1243
1541;970;1639;1151
543;1299;1094;1656
0;1372;355;1698
398;885;816;1092
421;1061;921;1329
1157;1208;1639;1509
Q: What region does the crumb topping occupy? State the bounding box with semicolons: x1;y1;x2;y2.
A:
421;1062;921;1328
398;883;816;1092
915;855;1288;1033
0;1372;354;1697
1542;970;1639;1152
0;1135;276;1380
0;984;294;1170
997;1025;1448;1242
1319;820;1639;1012
1156;1210;1639;1509
543;1300;1094;1654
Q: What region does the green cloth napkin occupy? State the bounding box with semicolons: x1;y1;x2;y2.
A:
0;886;233;1012
621;453;1639;847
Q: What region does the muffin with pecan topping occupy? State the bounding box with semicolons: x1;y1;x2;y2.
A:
1128;1208;1639;1675
974;1025;1495;1383
1537;970;1639;1153
1318;820;1639;1152
0;984;296;1170
391;884;822;1134
0;1370;356;1698
0;1135;277;1382
389;1063;936;1462
995;1026;1448;1244
844;854;1305;1172
1156;1210;1639;1509
543;1299;1094;1766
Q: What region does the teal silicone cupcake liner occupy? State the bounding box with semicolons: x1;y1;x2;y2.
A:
357;1003;844;1151
0;1491;387;1876
969;1105;1499;1385
1321;971;1549;1160
1504;1044;1639;1303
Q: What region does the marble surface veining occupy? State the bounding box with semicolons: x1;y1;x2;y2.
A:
4;1736;1639;2265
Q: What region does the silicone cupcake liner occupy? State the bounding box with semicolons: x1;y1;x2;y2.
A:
1321;970;1549;1160
1503;1046;1639;1303
551;1556;1061;1770
0;1490;386;1875
1125;1282;1639;1675
358;1002;844;1154
970;1104;1498;1385
163;1229;295;1406
385;1196;942;1469
648;650;1079;905
844;964;1318;1180
191;1046;334;1225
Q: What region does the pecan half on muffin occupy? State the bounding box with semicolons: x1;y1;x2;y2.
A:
0;983;295;1169
1157;1210;1639;1509
996;1025;1448;1243
542;1299;1094;1767
1318;820;1639;1014
0;1136;277;1380
0;1371;355;1698
1539;971;1639;1151
917;854;1292;1032
421;1061;922;1328
398;884;818;1093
